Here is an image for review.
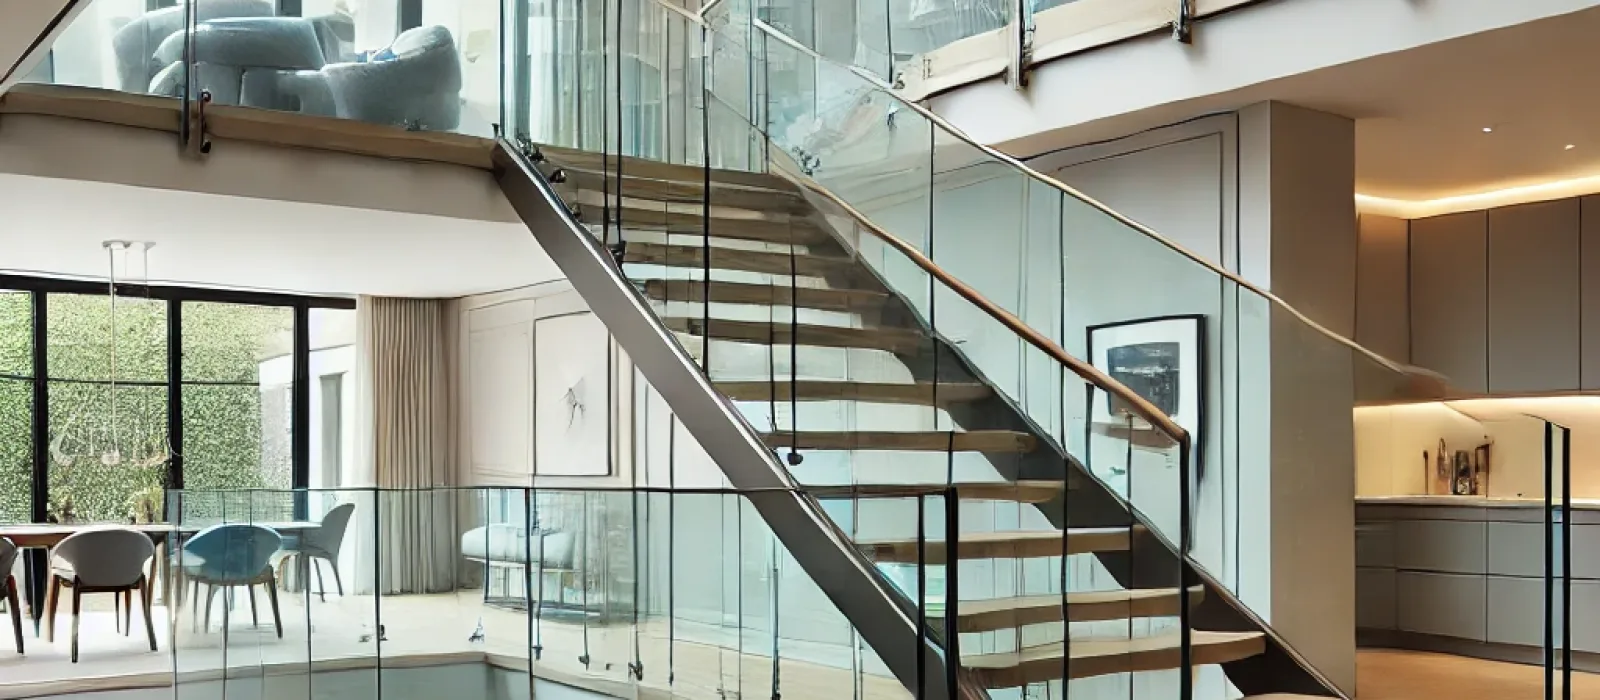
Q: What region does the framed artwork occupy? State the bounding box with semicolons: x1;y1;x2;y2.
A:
1086;314;1206;482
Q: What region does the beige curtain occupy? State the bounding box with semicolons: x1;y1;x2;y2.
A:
361;296;458;594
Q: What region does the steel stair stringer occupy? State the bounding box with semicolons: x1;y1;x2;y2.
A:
491;139;987;700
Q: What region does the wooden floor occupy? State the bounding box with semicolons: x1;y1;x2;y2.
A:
1357;648;1600;699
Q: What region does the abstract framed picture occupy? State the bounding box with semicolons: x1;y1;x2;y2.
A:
1086;315;1206;473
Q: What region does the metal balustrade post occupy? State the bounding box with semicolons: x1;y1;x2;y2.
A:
1006;0;1030;89
1173;0;1194;43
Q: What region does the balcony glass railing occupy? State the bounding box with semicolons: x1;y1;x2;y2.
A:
135;485;923;700
29;0;501;137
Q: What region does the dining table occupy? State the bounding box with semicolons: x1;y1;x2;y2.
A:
0;520;321;633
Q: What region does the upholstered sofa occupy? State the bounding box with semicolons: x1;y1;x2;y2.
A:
459;523;576;569
118;0;461;131
111;0;276;93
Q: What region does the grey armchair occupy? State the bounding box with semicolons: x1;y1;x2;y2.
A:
2;537;20;654
47;527;157;662
313;25;463;130
112;0;275;93
148;16;333;112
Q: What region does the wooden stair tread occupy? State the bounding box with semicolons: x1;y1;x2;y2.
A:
541;146;795;192
961;630;1266;687
761;430;1034;453
806;480;1067;502
948;587;1203;632
572;202;830;244
1241;696;1335;700
858;528;1131;564
624;242;857;278
666;318;927;354
559;169;807;211
641;280;888;313
717;380;990;405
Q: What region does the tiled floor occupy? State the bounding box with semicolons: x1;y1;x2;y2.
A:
1357;648;1600;699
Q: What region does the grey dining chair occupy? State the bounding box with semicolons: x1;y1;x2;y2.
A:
48;527;157;662
281;502;354;602
2;537;21;654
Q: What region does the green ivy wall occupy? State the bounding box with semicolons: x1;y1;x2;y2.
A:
0;291;293;524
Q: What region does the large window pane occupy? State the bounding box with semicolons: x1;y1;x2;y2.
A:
0;291;30;523
0;290;30;377
0;380;31;523
182;384;293;494
180;302;295;510
47;293;167;382
181;302;294;383
46;293;169;524
47;382;168;524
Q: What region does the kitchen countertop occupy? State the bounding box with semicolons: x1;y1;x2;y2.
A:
1357;495;1600;509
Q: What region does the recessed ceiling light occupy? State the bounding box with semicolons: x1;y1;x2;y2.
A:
1482;126;1494;133
1567;144;1577;150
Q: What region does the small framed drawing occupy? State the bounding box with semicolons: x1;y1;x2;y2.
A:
1086;315;1205;480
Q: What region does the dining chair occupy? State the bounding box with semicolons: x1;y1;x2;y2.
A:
2;537;21;654
281;502;354;602
177;523;283;638
47;527;157;662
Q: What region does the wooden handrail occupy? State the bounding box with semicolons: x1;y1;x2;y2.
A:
778;167;1188;444
740;15;1418;384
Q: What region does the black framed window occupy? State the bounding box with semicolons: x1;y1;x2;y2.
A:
45;292;170;524
0;291;32;524
0;274;355;526
180;301;297;520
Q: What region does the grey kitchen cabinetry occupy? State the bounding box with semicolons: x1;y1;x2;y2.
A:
1409;211;1488;393
1406;196;1596;394
1356;502;1600;655
1486;199;1580;393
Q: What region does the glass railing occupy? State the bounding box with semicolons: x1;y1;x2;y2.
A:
750;0;1223;99
748;0;1010;85
144;485;925;700
28;0;499;137
489;0;1439;691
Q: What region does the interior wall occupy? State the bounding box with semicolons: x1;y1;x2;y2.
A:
1354;403;1487;497
453;281;636;489
1356;397;1600;500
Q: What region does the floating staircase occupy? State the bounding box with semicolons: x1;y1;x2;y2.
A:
536;146;1332;698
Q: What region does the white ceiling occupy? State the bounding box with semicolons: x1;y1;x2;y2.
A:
0;0;74;88
1304;6;1600;202
0;172;561;298
1032;5;1600;203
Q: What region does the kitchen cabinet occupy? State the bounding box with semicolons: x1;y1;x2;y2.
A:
1486;200;1580;393
1410;212;1488;392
